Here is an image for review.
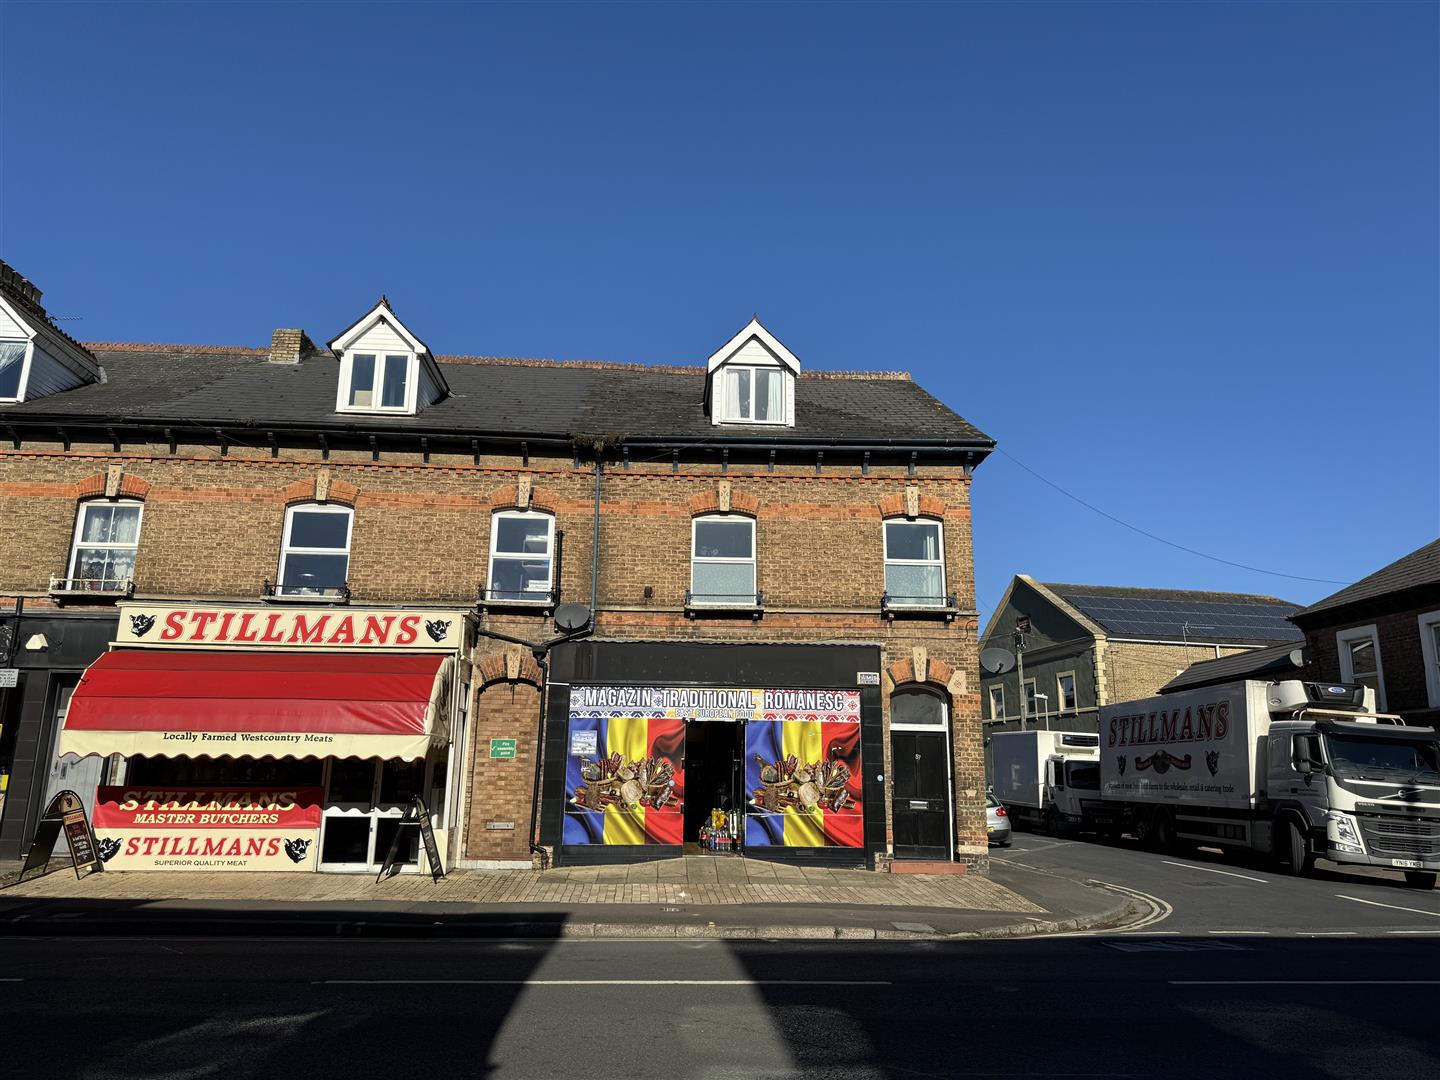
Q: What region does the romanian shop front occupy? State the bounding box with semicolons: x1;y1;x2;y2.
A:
541;641;886;868
54;603;471;874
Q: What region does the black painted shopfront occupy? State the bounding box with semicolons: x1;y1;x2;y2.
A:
540;640;887;869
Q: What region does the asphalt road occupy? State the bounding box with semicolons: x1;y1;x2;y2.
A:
2;933;1438;1079
996;827;1440;935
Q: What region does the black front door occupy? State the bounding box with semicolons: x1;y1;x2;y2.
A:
890;731;951;860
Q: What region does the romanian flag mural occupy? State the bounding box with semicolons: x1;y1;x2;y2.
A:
745;719;863;848
563;714;685;845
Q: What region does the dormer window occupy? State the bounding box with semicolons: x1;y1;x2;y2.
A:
706;316;800;427
719;365;785;424
328;296;449;417
0;341;25;401
345;353;410;411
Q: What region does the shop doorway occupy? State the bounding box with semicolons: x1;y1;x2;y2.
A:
318;757;444;872
889;687;954;861
683;721;743;852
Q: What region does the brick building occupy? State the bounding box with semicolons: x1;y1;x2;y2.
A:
978;576;1303;772
0;263;995;872
1290;538;1440;729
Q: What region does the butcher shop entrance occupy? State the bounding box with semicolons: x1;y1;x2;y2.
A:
683;721;744;853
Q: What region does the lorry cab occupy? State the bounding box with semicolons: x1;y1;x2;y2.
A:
1046;756;1101;821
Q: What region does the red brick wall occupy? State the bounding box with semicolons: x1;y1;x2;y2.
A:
0;436;986;866
1301;600;1440;717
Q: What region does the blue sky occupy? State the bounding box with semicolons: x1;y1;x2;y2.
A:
2;2;1436;620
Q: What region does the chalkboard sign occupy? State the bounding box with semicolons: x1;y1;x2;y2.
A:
19;790;103;882
375;796;445;883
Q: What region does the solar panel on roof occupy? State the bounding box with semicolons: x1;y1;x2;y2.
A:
1058;592;1301;643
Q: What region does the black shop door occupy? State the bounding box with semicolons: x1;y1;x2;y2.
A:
890;731;951;860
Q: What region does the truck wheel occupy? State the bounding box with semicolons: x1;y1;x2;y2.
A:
1151;810;1177;854
1404;871;1437;890
1279;819;1314;876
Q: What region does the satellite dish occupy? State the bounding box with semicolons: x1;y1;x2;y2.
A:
554;603;593;632
979;648;1016;676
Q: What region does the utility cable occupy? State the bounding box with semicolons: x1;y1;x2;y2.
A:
996;448;1350;586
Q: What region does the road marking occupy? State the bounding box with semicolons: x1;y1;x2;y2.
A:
1335;894;1440;919
1207;930;1270;935
1387;930;1440;935
1299;932;1357;937
316;979;891;986
1162;861;1268;884
1173;980;1440;986
0;979;21;983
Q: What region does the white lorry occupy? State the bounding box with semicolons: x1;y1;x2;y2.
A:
1092;679;1440;888
990;730;1102;832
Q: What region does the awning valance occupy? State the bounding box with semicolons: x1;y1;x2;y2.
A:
59;650;453;761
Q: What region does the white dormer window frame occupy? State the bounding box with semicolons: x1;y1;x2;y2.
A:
337;351;418;414
706;317;800;428
0;337;33;403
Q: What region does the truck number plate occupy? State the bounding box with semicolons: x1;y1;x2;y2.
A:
1392;858;1424;869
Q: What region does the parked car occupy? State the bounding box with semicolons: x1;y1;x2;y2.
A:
986;791;1011;847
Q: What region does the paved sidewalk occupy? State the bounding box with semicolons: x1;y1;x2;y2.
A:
0;855;1133;939
4;854;1039;912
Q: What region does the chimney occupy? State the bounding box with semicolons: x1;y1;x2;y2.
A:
0;260;45;313
269;328;314;364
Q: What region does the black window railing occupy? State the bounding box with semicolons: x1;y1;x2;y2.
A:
881;591;958;619
263;579;352;603
477;584;559;606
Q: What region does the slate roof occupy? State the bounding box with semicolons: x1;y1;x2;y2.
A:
1290;538;1440;624
0;345;993;446
1041;582;1304;645
1160;640;1306;694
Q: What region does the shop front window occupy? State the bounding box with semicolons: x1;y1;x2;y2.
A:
318;757;440;871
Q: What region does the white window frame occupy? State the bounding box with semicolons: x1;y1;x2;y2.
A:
1056;671;1077;713
882;518;947;607
1418;610;1440;709
715;364;789;426
1336;623;1387;711
988;684;1005;722
690;514;757;606
1022;678;1038;718
66;498;144;588
486;509;556;605
336;351;417;415
0;338;33;403
277;503;353;597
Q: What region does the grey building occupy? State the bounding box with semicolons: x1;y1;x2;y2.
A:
978;577;1303;773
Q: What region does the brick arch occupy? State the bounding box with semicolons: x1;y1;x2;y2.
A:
280;476;358;507
687;488;760;517
70;472;151;500
475;652;545;688
487;484;559;515
878;492;946;520
885;655;956;691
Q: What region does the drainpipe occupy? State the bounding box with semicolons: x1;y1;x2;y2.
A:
590;452;602;621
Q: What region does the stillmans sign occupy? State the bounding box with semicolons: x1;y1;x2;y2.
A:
91;787;322;871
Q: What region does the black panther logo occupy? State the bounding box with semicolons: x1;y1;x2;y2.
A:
1205;751;1220;777
424;619;451;643
96;837;122;862
129;613;156;637
1116;755;1127;776
283;838;312;864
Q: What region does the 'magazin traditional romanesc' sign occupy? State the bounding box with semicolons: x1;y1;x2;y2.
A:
115;604;466;651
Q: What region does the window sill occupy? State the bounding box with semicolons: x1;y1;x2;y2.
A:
263;581;352;604
477;587;557;613
881;593;958;622
335;405;417;417
685;592;765;620
47;576;133;604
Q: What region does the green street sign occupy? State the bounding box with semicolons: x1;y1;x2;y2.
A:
489;738;518;760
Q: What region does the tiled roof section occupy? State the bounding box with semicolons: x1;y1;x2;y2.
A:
1042;582;1303;645
1160;640;1306;694
0;262;99;375
1290;538;1440;623
0;345;992;445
